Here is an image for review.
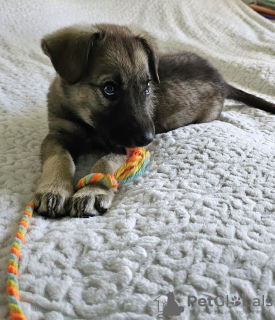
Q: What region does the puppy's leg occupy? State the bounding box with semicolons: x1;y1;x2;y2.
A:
34;134;75;218
70;154;125;217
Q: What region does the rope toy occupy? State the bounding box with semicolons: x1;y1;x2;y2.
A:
6;200;34;320
78;147;156;189
6;147;155;320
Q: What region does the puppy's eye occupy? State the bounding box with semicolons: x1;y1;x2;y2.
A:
145;82;151;95
102;82;117;97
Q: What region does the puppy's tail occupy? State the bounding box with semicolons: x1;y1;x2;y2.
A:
226;84;275;114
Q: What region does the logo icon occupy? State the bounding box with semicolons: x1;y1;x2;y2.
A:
154;291;184;318
231;295;241;307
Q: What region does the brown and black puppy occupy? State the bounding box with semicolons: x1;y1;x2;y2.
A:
35;24;275;218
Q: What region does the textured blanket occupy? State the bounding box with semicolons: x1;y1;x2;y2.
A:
1;0;275;319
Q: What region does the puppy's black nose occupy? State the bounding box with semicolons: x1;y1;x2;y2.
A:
134;132;154;147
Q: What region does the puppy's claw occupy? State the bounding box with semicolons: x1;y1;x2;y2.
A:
34;187;73;218
70;186;114;218
95;194;111;215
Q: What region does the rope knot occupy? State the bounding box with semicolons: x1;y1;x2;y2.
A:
77;147;156;190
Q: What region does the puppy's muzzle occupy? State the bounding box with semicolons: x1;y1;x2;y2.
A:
133;131;154;147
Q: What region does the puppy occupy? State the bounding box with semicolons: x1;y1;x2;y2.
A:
35;24;275;218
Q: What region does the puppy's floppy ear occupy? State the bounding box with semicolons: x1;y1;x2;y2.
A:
137;33;160;83
41;26;101;84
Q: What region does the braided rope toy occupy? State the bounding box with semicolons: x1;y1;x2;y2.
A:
6;201;34;320
6;147;155;320
78;147;156;189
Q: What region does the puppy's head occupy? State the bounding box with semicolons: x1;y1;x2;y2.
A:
42;24;159;148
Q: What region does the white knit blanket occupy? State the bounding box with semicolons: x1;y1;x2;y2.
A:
1;0;275;319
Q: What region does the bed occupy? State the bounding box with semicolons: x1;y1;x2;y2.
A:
1;0;275;319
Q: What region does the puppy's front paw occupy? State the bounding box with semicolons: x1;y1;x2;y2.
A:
34;183;74;218
70;184;114;218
